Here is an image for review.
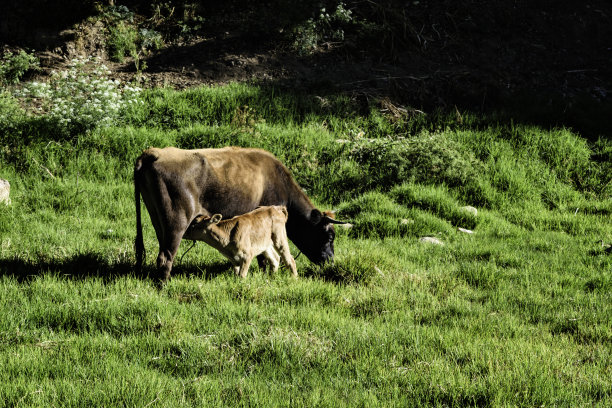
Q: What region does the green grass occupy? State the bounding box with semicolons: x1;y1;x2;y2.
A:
0;82;611;406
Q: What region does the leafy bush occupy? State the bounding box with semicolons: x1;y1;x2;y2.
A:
15;57;142;137
105;3;163;66
103;4;134;22
347;131;480;190
292;2;353;55
0;91;23;128
0;50;39;86
139;28;164;51
107;22;139;63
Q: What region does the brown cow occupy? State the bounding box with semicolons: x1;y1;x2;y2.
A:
134;146;346;281
188;206;297;278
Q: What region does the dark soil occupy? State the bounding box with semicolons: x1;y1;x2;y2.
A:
2;1;611;136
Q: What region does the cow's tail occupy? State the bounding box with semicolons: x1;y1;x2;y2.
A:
134;158;146;271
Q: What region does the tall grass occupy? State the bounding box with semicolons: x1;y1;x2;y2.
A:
0;82;610;406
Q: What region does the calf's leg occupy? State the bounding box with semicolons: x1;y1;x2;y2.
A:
274;241;297;278
272;229;297;278
236;253;255;278
263;247;280;273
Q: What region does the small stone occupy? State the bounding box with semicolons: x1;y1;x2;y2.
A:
461;206;478;216
0;179;10;205
419;236;444;246
457;227;473;234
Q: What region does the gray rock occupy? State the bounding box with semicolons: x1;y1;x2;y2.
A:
0;179;10;205
419;236;444;246
461;206;478;217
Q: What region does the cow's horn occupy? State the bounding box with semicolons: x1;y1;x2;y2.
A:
323;216;350;225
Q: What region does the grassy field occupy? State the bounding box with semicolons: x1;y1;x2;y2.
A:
0;81;611;406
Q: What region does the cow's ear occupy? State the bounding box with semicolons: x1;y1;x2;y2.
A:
323;210;336;219
211;214;222;224
321;210;350;226
310;209;323;224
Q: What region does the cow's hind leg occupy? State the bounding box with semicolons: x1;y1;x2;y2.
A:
156;229;184;283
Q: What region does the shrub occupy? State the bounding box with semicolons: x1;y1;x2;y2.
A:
292;2;353;55
0;91;23;128
346;131;480;190
104;4;163;67
0;50;39;86
15;57;142;137
107;21;139;63
139;28;164;51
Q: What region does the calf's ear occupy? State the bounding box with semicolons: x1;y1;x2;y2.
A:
211;214;223;224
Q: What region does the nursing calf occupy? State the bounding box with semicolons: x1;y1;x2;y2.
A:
134;146;347;282
188;206;297;278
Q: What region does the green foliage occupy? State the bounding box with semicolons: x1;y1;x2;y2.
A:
102;4;134;22
107;21;139;63
139;28;163;51
104;4;163;67
292;2;353;55
0;91;23;129
345;131;479;191
0;50;39;86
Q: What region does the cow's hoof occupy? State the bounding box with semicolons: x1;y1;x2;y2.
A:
154;276;170;289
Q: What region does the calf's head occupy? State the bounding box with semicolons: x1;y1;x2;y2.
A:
190;214;222;233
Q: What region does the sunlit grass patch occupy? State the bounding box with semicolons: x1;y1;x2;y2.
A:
0;80;611;406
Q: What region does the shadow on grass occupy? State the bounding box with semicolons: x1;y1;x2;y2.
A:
0;253;233;282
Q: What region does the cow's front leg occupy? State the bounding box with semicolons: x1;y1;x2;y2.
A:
256;254;270;272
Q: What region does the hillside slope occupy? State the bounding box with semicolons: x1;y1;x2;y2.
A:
2;0;611;137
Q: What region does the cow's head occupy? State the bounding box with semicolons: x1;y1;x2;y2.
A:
291;209;348;265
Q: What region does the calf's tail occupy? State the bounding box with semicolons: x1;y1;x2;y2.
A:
134;158;145;270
